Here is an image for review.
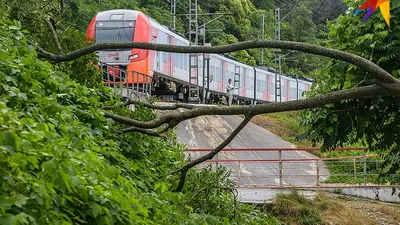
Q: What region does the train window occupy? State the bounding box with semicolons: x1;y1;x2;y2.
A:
215;67;220;81
270;83;275;95
184;54;188;70
163;52;167;63
282;85;287;97
211;66;216;81
290;87;296;99
247;77;253;90
95;20;135;43
299;89;304;98
174;53;178;67
256;80;261;92
241;70;245;87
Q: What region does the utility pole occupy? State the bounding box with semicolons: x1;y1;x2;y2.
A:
274;8;282;102
188;0;200;103
273;1;303;102
261;14;265;66
203;43;211;103
170;0;176;30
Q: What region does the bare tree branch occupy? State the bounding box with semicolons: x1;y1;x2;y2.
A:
103;111;171;129
44;16;63;54
102;100;197;110
104;85;399;133
174;115;253;192
121;126;165;137
32;40;398;84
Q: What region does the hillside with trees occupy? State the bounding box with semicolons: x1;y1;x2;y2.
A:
1;0;399;224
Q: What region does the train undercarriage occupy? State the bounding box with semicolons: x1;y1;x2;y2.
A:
150;72;260;105
99;63;263;105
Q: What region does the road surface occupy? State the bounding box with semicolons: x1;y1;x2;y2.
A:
176;115;330;202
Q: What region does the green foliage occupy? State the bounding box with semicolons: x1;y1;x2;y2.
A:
182;165;279;224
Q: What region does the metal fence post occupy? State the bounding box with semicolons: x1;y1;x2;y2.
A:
279;150;283;188
353;158;357;183
363;149;367;187
237;161;241;188
316;160;320;186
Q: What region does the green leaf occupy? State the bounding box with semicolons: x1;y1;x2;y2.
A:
14;195;29;208
154;182;167;194
41;160;56;173
90;203;101;218
326;127;334;135
36;123;49;132
3;132;21;152
17;92;27;100
0;215;18;225
11;69;20;75
8;25;20;30
0;195;16;207
26;155;39;168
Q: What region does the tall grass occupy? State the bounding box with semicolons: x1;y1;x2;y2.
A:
261;190;376;225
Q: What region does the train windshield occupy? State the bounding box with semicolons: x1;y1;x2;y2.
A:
95;21;135;43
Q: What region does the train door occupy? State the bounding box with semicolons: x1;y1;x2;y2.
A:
220;61;225;91
167;35;173;76
152;36;160;71
242;68;247;96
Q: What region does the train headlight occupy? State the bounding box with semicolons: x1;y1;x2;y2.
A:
129;54;139;60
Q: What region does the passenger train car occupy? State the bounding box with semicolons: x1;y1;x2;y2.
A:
86;9;314;103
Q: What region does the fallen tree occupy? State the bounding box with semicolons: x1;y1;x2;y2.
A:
31;38;400;191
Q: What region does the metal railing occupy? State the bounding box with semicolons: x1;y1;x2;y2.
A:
98;63;152;101
184;148;400;189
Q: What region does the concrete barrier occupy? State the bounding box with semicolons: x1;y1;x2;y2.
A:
338;187;400;203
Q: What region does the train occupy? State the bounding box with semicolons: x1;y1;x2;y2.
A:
85;9;314;104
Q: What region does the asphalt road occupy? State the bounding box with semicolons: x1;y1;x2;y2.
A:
176;115;330;188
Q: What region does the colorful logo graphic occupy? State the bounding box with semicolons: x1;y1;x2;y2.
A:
353;0;391;27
